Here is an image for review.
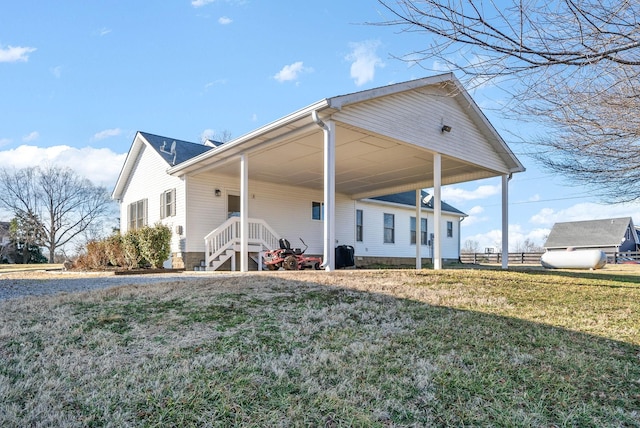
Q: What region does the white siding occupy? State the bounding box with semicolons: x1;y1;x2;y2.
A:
119;145;186;255
354;199;461;260
333;86;508;173
184;170;460;259
185;172;355;255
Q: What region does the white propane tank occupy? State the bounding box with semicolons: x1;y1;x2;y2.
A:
540;249;607;270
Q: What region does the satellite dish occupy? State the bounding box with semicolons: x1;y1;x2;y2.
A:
160;140;178;165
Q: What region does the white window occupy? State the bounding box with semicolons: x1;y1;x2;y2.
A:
161;189;176;219
384;213;394;243
128;199;147;230
410;217;428;245
356;209;363;242
447;221;453;238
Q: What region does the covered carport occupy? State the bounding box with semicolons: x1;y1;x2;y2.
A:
168;73;525;271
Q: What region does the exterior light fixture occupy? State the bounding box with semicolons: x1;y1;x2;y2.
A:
214;189;222;197
441;125;452;133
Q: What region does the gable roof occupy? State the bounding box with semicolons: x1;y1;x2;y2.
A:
166;73;524;199
544;217;635;249
369;190;466;216
112;131;217;200
114;74;525;202
138;131;217;166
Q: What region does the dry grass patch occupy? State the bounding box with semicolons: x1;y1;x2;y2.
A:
1;269;639;426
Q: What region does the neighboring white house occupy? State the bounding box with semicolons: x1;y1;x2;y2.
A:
112;73;524;271
355;191;466;265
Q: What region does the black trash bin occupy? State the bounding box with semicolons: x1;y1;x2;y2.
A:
335;245;355;269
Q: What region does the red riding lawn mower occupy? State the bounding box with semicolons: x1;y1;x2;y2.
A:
263;238;323;270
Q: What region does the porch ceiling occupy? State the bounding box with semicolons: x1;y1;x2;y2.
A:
193;119;499;200
168;74;523;200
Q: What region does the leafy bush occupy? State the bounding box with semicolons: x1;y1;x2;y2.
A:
104;234;127;268
121;230;145;269
75;223;171;270
137;223;172;269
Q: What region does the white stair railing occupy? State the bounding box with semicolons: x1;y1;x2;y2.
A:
204;217;280;268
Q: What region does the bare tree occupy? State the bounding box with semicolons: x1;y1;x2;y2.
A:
0;166;114;263
462;239;480;253
513;238;545;253
200;129;233;145
376;0;640;201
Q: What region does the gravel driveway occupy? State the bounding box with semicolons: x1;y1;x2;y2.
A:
0;271;212;301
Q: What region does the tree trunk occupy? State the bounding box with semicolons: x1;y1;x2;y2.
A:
48;243;55;264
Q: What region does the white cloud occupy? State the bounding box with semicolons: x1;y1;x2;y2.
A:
204;79;228;91
0;145;126;187
529;202;640;227
51;65;62;78
0;138;11;147
346;40;384;86
218;16;232;25
0;45;36;63
22;131;39;142
92;128;122;141
442;184;500;204
273;61;313;83
99;27;112;36
461;205;489;227
464;224;550;252
192;0;216;7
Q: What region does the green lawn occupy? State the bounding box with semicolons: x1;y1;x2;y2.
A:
1;268;639;427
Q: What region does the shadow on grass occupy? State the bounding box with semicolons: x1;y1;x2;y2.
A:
0;272;639;426
456;262;640;287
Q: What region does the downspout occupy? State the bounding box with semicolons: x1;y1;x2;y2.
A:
458;215;465;263
312;110;335;271
501;173;513;270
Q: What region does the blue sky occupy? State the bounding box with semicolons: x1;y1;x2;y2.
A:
2;0;638;251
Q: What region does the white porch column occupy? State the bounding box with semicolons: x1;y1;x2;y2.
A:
501;174;509;270
323;120;336;271
433;153;442;270
415;189;422;270
240;153;249;272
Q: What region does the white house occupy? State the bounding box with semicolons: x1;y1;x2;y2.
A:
112;73;524;271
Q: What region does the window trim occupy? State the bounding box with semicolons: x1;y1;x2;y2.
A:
383;213;395;244
160;188;176;219
447;221;453;238
312;201;324;221
410;217;428;245
128;198;148;231
356;209;363;242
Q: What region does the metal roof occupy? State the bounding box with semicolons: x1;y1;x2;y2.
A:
139;131;217;166
544;217;634;249
370;190;466;216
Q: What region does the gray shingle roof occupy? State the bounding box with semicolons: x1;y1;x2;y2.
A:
139;131;219;166
544;217;632;249
371;190;466;216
